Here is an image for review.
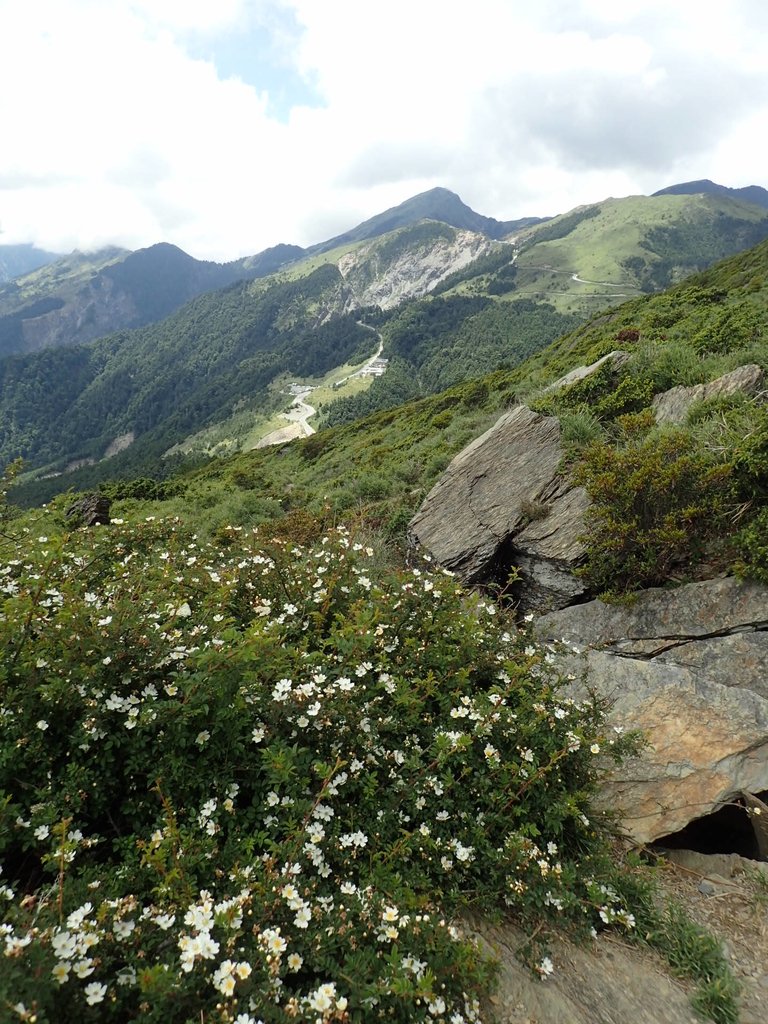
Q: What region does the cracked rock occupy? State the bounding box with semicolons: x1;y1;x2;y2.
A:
408;405;588;611
652;363;765;425
536;578;768;843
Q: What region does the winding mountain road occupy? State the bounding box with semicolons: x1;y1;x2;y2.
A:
256;329;385;448
334;326;385;387
282;392;317;437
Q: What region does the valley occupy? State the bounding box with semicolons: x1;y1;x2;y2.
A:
4;179;768;1024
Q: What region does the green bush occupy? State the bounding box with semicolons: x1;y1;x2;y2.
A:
0;517;642;1022
574;424;733;593
734;507;768;583
533;364;654;424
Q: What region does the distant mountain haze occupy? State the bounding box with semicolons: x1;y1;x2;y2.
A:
0;243;60;283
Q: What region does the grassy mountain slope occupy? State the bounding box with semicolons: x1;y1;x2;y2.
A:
0;265;376;477
652;178;768;209
6;187;768;505
0;246;127;311
0;221;522;481
0;242;60;282
322;295;579;428
513;193;768;315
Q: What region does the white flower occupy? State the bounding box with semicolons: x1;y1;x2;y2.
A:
294;906;311;928
74;958;95;978
34;824;49;841
308;983;336;1012
536;956;554;979
51;962;69;984
175;602;192;618
195;731;211;746
36;720;49;731
84;981;107;1005
113;918;135;940
590;743;600;754
262;928;286;956
51;930;77;960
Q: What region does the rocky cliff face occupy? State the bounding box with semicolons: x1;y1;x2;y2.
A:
337;223;499;309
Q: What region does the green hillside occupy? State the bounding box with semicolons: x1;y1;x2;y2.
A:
514;193;768;315
38;233;762;597
6;186;768;506
0;221;563;489
0;243;268;358
0;265;374;477
0;247;127;311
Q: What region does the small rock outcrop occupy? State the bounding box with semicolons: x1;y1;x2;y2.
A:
66;494;112;527
652;363;765;424
544;349;631;393
408;405;588;611
536;578;768;844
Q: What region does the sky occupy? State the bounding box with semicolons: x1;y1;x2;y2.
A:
1;0;767;261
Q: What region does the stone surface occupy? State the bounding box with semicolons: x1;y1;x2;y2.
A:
740;791;768;860
65;494;112;527
652;363;765;425
536;578;768;844
464;916;700;1024
544;349;632;392
337;227;498;310
537;576;768;648
408;405;588;611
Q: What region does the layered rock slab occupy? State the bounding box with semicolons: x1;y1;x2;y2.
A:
408;405;588;611
536;578;768;843
652;363;765;425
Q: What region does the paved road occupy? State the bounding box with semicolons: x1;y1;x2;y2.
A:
283;395;316;436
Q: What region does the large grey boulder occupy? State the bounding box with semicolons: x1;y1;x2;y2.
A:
408;405;588;611
536;578;768;844
652;363;765;425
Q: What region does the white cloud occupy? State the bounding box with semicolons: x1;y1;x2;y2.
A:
0;0;766;259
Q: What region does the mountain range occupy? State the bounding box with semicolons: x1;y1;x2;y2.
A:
4;178;768;503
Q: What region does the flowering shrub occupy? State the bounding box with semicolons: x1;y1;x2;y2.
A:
0;518;637;1022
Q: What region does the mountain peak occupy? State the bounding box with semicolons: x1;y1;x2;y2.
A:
309;186;540;254
652;179;768;209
